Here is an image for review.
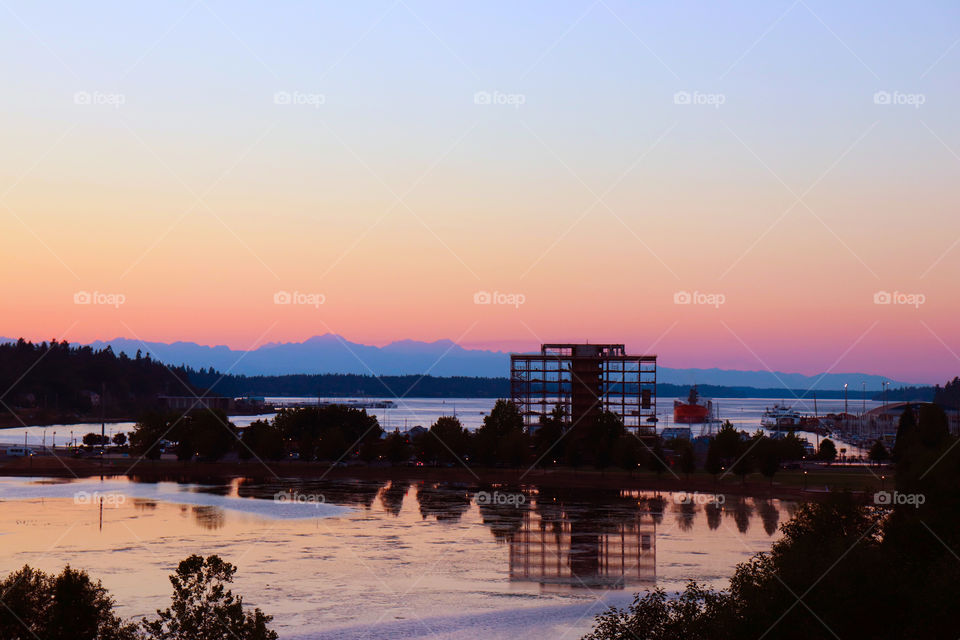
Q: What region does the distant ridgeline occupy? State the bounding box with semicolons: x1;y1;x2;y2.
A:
0;339;199;418
187;369;940;401
0;338;944;415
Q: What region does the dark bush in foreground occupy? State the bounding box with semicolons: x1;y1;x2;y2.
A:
0;555;277;640
0;565;139;640
143;554;277;640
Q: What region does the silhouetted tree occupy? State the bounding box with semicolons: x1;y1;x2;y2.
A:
238;420;283;461
647;439;669;477
918;403;949;447
175;410;237;461
892;406;917;462
705;439;723;477
677;440;696;479
532;405;565;466
130;411;174;460
756;437;781;485
425;416;470;464
382;429;411;464
474;399;525;466
0;565;139;640
142;555;277;640
868;440;888;465
817;438;837;463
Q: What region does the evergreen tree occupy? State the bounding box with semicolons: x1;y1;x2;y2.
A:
892;405;917;462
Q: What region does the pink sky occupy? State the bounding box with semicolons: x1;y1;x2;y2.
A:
1;1;958;385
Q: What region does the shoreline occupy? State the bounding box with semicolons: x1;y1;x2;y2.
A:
0;457;889;502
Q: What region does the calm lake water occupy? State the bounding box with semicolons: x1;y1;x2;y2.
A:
0;476;796;639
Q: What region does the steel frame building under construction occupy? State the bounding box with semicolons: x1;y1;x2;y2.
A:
510;343;657;434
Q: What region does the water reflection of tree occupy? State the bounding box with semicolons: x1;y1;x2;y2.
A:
645;495;665;526
725;496;754;534
782;500;799;519
476;485;528;540
755;498;780;536
236;480;386;509
192;505;225;530
129;475;233;490
675;500;696;532
132;499;157;511
379;481;410;517
416;483;472;521
705;499;722;530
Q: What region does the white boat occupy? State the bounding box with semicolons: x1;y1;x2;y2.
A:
760;404;803;429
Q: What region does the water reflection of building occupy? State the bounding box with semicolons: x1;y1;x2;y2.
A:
508;507;656;590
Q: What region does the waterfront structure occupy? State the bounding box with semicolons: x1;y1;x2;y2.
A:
510;343;657;434
661;426;692;440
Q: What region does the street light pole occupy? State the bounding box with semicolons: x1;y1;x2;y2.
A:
100;381;105;478
862;382;867;441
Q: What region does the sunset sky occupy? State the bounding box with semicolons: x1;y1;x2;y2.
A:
1;1;958;383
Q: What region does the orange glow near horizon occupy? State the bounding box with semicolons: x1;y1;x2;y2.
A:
1;2;958;384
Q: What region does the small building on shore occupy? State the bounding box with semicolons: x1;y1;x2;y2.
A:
853;402;960;446
157;395;235;412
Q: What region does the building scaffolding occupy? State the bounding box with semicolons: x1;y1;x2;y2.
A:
510;343;657;434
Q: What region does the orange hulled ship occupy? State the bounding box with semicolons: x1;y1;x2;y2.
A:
673;386;713;424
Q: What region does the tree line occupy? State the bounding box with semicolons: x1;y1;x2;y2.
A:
582;402;960;640
129;400;836;485
0;339;197;417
